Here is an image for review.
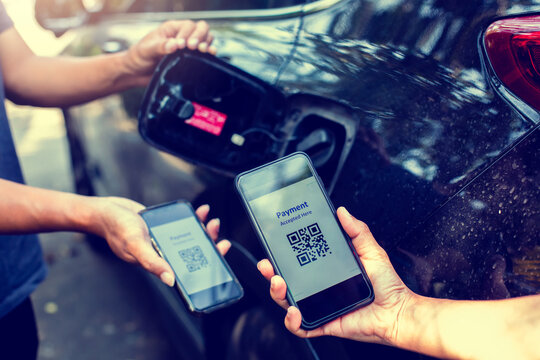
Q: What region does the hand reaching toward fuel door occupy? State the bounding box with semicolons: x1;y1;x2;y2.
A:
124;20;217;83
0;19;216;106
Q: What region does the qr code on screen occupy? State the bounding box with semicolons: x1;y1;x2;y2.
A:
178;245;208;272
287;223;331;266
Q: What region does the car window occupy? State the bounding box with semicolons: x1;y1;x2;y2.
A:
106;0;308;13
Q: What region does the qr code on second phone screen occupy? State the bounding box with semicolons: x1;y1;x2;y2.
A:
287;223;331;266
179;245;208;272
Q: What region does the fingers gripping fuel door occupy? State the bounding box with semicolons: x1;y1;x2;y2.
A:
138;51;287;175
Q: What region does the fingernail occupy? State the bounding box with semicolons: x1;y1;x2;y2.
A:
160;272;175;287
256;261;262;271
214;218;220;226
208;45;218;55
286;307;293;317
188;38;199;48
177;38;186;48
198;42;208;52
341;206;352;218
200;204;210;212
270;276;276;289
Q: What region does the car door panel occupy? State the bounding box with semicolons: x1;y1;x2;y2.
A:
274;0;539;294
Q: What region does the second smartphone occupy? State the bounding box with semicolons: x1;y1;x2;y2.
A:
236;152;374;329
140;200;243;314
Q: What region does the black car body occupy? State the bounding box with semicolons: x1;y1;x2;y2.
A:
40;0;539;358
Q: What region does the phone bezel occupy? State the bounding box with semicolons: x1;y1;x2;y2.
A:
139;200;243;315
235;152;374;329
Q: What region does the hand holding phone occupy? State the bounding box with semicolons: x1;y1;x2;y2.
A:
258;206;413;344
140;201;243;314
236;152;374;329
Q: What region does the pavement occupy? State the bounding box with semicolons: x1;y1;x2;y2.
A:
6;104;179;360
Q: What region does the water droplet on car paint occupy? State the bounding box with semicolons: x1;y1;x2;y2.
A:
44;302;58;314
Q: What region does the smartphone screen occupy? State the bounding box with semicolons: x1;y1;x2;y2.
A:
236;152;373;328
140;201;243;313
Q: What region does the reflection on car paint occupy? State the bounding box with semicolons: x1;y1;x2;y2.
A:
394;129;539;300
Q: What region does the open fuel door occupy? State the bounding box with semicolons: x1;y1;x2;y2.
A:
138;51;287;176
139;51;356;191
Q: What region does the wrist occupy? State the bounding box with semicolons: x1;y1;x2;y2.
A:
113;50;150;89
69;195;108;237
120;48;153;88
390;293;459;359
383;289;418;347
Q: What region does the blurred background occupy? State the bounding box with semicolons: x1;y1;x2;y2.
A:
4;1;178;358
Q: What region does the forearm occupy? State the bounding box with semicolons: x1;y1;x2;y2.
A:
1;20;215;107
393;293;540;359
0;179;104;235
6;52;145;107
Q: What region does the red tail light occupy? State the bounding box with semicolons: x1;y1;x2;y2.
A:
484;16;540;111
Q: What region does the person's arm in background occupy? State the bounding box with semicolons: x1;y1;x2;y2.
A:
0;179;230;287
0;17;222;285
0;20;215;107
258;207;540;360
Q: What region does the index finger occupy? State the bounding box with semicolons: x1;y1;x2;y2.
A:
257;258;275;281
